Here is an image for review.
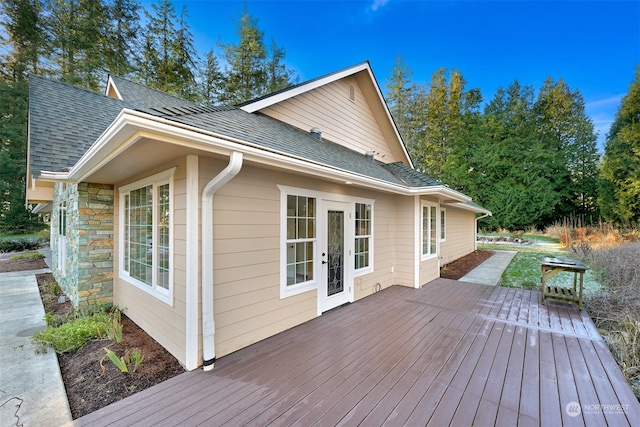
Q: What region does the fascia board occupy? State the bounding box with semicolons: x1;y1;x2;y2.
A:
449;202;492;215
240;62;370;113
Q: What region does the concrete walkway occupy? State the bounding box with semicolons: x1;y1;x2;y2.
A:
458;249;518;286
0;251;72;427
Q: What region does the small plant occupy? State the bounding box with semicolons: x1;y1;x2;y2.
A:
106;316;123;343
9;252;45;261
100;348;145;374
32;313;111;353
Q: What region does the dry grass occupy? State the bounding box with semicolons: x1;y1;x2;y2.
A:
573;242;640;399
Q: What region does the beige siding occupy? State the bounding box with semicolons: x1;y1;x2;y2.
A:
440;208;477;265
113;158;189;366
393;196;415;287
260;77;402;163
210;163;405;358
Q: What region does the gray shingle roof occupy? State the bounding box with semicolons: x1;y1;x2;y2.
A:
107;76;195;109
28;74;127;176
28;74;444;191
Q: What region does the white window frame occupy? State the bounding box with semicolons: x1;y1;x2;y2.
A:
354;202;374;277
119;168;175;306
278;185;375;299
57;198;67;276
279;186;319;298
440;208;446;242
421;201;438;261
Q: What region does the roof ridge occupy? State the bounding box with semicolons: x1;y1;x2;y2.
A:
108;75;196;105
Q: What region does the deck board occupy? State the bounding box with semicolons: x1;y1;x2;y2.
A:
69;280;640;427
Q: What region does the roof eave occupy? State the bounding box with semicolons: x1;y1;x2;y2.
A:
48;109;475;201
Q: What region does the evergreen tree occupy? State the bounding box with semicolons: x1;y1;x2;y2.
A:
0;80;44;233
140;0;198;99
173;5;198;100
1;0;46;80
199;48;223;105
0;0;45;232
46;0;108;90
411;68;468;179
265;38;297;94
475;81;558;230
386;55;418;155
219;4;296;104
534;77;600;223
599;68;640;224
219;3;267;104
102;0;141;78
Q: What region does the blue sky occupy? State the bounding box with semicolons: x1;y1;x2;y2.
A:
168;0;639;149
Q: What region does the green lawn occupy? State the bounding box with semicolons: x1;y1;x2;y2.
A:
0;233;43;240
479;243;601;292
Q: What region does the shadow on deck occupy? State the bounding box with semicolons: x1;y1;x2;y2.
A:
69;279;640;426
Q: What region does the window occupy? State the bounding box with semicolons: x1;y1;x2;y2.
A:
440;209;446;241
57;199;67;275
286;195;316;287
422;203;437;258
120;169;173;304
355;203;372;273
58;200;67;237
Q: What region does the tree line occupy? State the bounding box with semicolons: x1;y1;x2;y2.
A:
387;56;639;230
1;1;638;233
0;0;297;233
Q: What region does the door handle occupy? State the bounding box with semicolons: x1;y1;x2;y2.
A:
322;260;327;265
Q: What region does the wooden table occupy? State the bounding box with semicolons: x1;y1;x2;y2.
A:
540;257;587;309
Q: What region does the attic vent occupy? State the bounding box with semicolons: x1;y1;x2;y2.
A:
349;84;356;103
310;127;322;140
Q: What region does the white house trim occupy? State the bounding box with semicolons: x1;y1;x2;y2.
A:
185;154;199;370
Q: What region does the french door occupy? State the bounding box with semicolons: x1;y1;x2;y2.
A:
320;201;353;312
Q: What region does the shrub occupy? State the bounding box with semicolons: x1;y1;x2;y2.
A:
582;243;640;399
0;238;42;253
33;314;112;353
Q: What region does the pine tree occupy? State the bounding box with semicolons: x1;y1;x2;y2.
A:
599;68;640;224
534;77;600;222
46;0;108;90
265;38;297;94
386;55;418;156
1;0;46;80
199;48;223;105
219;3;267;104
219;4;296;104
102;0;141;78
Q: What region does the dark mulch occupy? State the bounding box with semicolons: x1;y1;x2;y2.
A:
0;257;48;272
440;250;495;280
35;273;185;419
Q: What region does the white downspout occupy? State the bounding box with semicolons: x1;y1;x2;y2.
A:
475;212;491;251
201;151;243;371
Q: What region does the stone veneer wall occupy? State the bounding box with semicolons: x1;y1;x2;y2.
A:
51;182;114;308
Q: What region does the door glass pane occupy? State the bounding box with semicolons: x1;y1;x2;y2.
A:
327;210;344;296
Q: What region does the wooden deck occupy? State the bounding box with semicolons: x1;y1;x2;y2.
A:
70;279;640;426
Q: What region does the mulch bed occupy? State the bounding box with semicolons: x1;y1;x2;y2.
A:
0;257;48;272
440;250;495;279
35;273;185;419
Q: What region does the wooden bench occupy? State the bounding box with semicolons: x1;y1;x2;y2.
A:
540;257;587;309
